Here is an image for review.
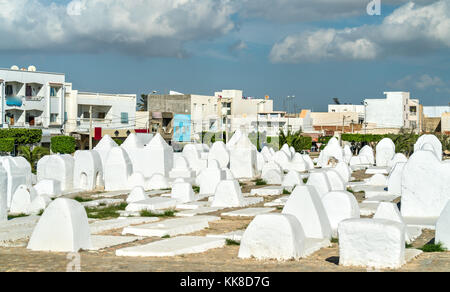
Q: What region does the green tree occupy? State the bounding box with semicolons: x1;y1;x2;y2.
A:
137;94;148;111
18;146;50;173
279;129;312;152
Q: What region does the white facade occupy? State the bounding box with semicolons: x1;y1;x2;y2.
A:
65;83;136;135
0;67;66;134
365;92;420;131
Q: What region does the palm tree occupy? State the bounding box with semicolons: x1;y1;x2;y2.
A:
137;94;148;111
18;146;50;173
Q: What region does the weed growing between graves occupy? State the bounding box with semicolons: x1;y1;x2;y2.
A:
74;196;94;203
419;242;447;252
37;209;44;216
226;239;240;246
140;209;177;218
253;179;267;186
162;235;171;239
192;186;200;193
239;182;245;187
283;189;291;195
303;178;308;184
405;243;413;248
346;188;354;193
276;206;283;210
7;213;28;220
331;238;339;244
85;203;128;219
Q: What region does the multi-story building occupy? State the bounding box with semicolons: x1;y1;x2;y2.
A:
364;92;422;133
0;66;66;135
147;89;314;143
65;83;136;148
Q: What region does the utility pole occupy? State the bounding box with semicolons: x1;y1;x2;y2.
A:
89;105;93;150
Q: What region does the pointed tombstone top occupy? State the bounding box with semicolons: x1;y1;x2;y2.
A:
94;135;118;150
121;133;144;149
234;133;254;149
374;202;405;225
146;133;170;149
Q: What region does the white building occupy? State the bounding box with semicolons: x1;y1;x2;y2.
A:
65;83;136;145
328;104;365;124
423;106;450;118
0;66;66;135
364;92;421;132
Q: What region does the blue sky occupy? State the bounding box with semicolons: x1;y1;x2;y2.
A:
0;0;448;111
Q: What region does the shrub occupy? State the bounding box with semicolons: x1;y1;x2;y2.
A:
51;136;76;154
113;138;124;146
279;130;312;151
0;138;15;152
0;129;42;145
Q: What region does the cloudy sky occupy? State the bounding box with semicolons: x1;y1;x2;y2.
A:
0;0;448;111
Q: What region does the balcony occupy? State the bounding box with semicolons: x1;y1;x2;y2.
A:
77;118;114;130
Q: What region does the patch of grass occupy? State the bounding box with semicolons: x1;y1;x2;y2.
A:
74;196;93;203
283;189;291;195
239;182;244;187
140;209;177;218
346;188;354;193
253;178;267;186
276;206;283;211
192;186;200;193
419;242;447;253
37;209;44;216
302;178;308;184
7;213;28;220
405;243;413;248
85;203;128;219
331;238;339;244
162;235;171;239
226;239;240;246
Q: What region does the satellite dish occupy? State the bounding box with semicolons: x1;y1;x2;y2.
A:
28;65;37;72
10;65;19;70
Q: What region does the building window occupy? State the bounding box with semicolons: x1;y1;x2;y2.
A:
5;85;13;96
98;112;106;119
83;112;90;119
50;114;58;123
411;121;417;129
50;87;57;97
121;112;129;124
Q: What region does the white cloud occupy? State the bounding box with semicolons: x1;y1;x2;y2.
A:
270;0;450;63
388;74;446;91
415;74;444;89
0;0;236;57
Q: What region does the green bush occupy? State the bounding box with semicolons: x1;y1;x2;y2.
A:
113;138;124;146
51;136;76;154
267;136;272;144
279;130;312;151
0;138;15;152
0;129;42;145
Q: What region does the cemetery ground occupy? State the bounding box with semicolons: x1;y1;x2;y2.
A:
0;177;448;272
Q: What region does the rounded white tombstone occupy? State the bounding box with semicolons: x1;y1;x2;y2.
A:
34;179;62;198
128;172;147;189
282;170;304;189
436;201;450;250
29;195;51;214
306;172;331;198
73;150;103;191
208;141;230;169
414;134;442;161
376;138;395;167
324;170;346;191
322;191;360;238
27;198;93;252
261;169;283;185
146;173;170;190
238;213;308;260
104;147;133;191
282;185;332;239
10;185;37;214
171;182;195;203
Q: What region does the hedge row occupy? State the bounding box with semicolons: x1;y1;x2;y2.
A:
0;138;15;152
0;129;42;145
51;136;76;154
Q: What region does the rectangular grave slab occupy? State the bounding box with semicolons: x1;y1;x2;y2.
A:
403;217;439;230
116;236;225;257
363;195;399;203
89;235;142;251
365;167;389;175
122;216;221;237
89;217;159;234
221;208;276;217
176;207;223;217
0;216;40;246
81;198;124;208
92;190;130;199
176;201;210;210
207;231;244;241
250;186;284;197
126;197;178;212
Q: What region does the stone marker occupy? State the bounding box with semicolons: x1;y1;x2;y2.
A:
322;191;360;238
435;201;450;250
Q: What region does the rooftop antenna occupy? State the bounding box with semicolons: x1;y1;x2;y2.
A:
333;98;341;105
